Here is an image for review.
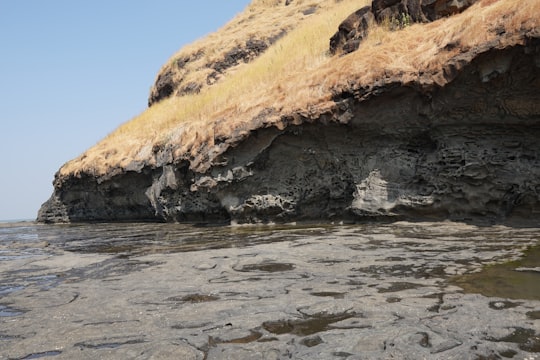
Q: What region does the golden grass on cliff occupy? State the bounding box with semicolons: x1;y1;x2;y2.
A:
61;0;368;175
157;0;354;97
61;0;540;176
321;0;539;90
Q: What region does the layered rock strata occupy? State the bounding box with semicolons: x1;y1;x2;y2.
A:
38;34;540;225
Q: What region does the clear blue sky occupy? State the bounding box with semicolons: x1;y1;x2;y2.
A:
0;1;251;221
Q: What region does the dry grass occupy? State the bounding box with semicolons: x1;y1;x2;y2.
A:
61;0;540;176
155;0;348;97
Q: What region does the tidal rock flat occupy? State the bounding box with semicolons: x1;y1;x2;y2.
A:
1;221;539;359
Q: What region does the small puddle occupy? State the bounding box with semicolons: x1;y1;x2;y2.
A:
310;292;346;299
0;285;25;296
527;311;540;320
487;327;540;353
262;312;356;336
377;282;424;293
167;294;220;303
452;244;540;300
211;331;263;345
237;262;295;272
0;333;23;342
20;351;62;359
74;339;144;350
0;304;24;317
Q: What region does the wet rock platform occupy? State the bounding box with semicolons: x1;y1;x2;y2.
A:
0;221;539;359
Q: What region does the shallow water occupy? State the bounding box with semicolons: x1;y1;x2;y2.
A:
0;221;539;359
454;244;540;300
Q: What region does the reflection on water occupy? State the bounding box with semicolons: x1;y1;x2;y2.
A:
0;304;24;317
30;222;337;255
452;244;540;300
1;221;540;303
262;311;357;336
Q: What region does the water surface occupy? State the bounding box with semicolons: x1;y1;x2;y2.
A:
0;221;539;359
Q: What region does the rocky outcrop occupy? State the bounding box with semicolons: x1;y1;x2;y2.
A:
147;0;338;107
420;0;478;20
148;38;279;106
372;0;477;22
330;6;374;55
38;34;540;225
206;38;272;86
330;0;478;55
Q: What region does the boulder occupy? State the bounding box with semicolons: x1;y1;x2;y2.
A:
330;6;374;55
372;0;427;23
148;69;175;107
422;0;478;21
330;0;478;55
373;0;477;22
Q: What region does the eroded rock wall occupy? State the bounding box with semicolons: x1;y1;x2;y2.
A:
38;40;540;225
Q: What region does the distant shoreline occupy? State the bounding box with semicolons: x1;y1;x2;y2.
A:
0;219;34;224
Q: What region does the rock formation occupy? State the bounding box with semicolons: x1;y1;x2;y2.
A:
330;6;374;55
331;0;478;55
38;0;540;225
148;38;274;106
147;0;318;107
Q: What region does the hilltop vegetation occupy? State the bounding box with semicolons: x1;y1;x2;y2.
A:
62;0;368;175
59;0;539;177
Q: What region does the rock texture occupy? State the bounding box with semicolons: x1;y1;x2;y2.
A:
329;6;374;55
38;31;540;225
147;0;324;107
148;38;277;106
372;0;477;22
330;0;478;55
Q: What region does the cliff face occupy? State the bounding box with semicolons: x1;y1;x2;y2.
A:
147;0;338;107
38;0;540;225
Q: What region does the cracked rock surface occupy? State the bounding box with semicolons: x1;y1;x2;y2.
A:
1;221;539;359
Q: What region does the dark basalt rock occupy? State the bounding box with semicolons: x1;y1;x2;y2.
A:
330;6;374;55
149;38;273;106
147;69;175;107
372;0;477;22
331;0;478;55
421;0;478;21
148;51;205;107
372;0;426;23
212;39;269;73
